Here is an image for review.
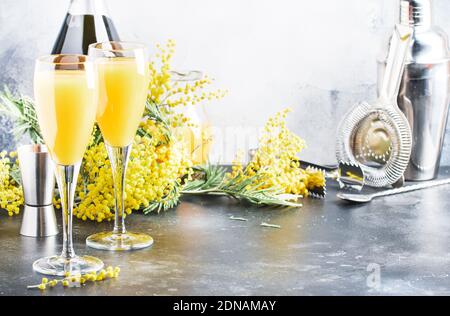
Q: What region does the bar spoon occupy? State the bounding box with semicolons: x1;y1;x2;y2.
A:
337;178;450;203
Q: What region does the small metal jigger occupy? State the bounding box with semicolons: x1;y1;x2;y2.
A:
18;145;58;237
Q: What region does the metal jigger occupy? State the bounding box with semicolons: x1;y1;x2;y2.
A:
17;145;58;237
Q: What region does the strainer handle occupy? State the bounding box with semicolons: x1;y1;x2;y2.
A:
373;178;450;198
379;24;412;103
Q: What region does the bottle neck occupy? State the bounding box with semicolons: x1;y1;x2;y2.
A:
68;0;109;16
400;0;432;28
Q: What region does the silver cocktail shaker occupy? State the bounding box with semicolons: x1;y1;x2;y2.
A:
377;0;450;181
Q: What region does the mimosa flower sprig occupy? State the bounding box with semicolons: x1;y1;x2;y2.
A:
181;109;326;205
28;266;121;291
182;165;303;207
227;109;326;198
0;151;23;217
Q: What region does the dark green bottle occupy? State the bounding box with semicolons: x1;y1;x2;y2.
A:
52;0;120;55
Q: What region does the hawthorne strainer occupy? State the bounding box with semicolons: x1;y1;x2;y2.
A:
336;24;413;188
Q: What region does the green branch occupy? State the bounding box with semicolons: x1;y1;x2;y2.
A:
0;87;43;144
182;165;302;208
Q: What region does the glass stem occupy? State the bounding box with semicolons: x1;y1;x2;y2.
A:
54;163;81;260
106;144;131;235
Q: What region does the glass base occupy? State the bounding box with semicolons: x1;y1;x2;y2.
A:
86;231;154;251
33;255;104;276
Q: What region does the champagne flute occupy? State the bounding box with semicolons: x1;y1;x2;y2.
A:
86;42;153;251
33;55;104;276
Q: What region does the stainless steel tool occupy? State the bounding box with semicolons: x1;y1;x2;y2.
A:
300;161;365;198
377;0;450;181
336;24;413;188
17;144;58;237
337;177;450;203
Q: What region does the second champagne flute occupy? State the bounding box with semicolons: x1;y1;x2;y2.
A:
86;42;153;251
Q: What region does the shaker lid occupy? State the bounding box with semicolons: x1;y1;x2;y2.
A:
397;0;450;64
400;0;431;27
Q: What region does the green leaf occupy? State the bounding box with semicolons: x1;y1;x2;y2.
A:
0;87;43;144
182;164;227;192
9;162;22;186
144;99;172;143
143;183;182;214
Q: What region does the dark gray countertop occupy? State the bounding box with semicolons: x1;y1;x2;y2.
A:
1;168;450;296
